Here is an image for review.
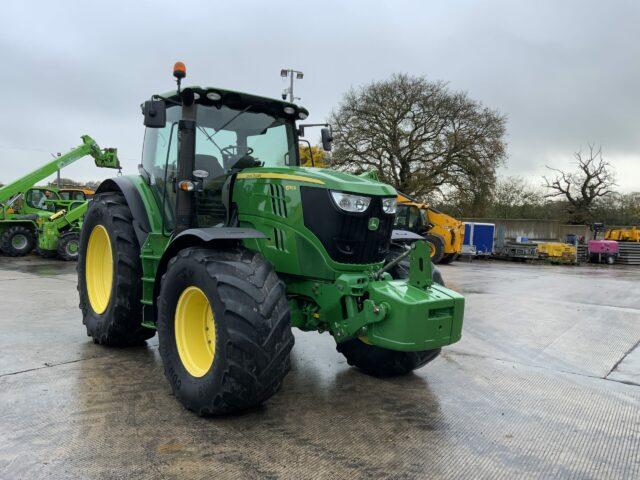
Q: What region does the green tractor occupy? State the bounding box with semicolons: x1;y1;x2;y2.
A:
0;136;120;259
77;64;464;415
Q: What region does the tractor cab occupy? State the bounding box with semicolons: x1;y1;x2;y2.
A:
26;188;59;210
7;187;63;217
59;188;93;201
140;85;309;231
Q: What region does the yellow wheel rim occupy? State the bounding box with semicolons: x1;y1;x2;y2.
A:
428;241;436;258
85;225;113;314
174;287;216;378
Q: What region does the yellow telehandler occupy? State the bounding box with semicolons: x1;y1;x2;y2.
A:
395;193;464;264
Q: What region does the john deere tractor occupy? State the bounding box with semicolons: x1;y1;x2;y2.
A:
78;64;464;416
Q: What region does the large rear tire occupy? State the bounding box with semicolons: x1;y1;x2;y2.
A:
1;225;35;257
337;243;443;377
77;192;155;346
157;247;294;416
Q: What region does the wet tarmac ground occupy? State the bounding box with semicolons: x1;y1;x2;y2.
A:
1;255;639;479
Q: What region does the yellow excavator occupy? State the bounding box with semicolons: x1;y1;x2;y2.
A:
394;193;465;264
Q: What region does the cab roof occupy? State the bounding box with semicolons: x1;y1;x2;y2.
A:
155;86;309;120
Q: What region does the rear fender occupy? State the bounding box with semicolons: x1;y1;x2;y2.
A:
96;178;151;246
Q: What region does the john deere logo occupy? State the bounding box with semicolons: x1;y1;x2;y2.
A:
368;217;380;231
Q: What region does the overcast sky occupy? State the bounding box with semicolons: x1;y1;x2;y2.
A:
0;0;638;192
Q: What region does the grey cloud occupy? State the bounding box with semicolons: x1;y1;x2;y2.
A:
0;0;637;191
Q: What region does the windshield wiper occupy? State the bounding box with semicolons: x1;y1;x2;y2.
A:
216;105;251;133
199;105;252;156
198;126;224;155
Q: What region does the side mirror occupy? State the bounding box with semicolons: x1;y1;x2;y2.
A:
142;100;166;128
321;127;333;152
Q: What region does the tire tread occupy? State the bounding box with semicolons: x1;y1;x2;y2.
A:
77;192;154;346
158;247;293;415
1;225;35;257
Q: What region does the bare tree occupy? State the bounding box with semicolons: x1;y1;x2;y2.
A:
544;145;616;223
329;74;507;209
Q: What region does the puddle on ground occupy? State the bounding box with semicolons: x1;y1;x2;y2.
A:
0;260;75;276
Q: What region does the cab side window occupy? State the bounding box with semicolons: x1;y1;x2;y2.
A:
408;207;422;230
26;189;43;208
142;107;179;231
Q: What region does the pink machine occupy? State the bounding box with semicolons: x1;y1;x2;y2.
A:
588;239;619;264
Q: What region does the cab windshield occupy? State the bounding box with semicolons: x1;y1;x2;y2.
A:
142;103;298;231
195;105;298;174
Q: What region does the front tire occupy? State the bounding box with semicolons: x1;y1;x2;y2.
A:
1;225;35;257
337;243;443;377
336;341;441;377
157;247;294;416
77;192;154;346
57;232;80;261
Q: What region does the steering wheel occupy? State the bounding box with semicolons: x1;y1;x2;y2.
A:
221;145;254;157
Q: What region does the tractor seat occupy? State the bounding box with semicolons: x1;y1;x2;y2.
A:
195;154;225;180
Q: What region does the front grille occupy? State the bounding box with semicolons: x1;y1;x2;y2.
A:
301;187;394;264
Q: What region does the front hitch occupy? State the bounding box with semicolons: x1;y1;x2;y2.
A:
289;240;464;351
330;240;463;349
408;240;432;289
374;240;432;288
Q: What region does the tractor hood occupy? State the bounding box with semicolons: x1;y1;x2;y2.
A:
236;167;396;196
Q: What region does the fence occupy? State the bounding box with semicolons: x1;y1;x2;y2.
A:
462;218;632;242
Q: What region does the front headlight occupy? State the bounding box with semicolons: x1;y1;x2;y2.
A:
382;197;397;214
330;191;371;213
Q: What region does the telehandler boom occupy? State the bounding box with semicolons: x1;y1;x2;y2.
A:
0;136;120;258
